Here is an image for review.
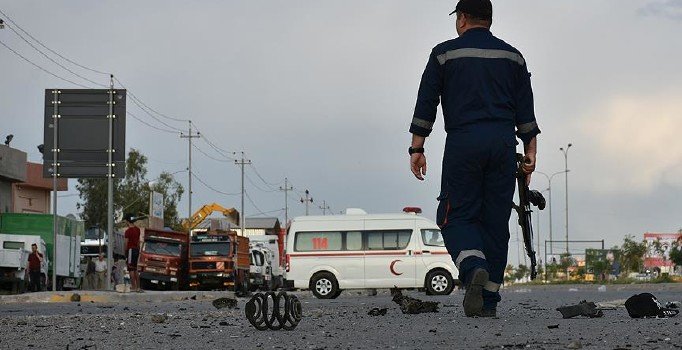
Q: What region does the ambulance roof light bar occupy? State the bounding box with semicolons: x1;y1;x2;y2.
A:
403;207;422;215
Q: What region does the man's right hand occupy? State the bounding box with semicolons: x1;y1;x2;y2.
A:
410;153;427;181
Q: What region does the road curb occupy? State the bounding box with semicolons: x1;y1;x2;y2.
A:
0;290;236;304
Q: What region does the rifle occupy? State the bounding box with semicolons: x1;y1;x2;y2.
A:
512;153;546;280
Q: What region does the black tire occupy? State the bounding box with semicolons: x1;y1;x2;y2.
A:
310;272;339;299
425;269;455;296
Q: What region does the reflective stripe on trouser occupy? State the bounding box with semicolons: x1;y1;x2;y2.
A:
438;130;516;309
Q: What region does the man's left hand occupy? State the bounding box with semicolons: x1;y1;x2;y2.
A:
410;153;427;181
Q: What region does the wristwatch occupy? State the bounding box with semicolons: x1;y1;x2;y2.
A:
408;147;425;155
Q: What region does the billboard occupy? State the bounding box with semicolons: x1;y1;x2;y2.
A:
644;233;682;268
43;89;126;178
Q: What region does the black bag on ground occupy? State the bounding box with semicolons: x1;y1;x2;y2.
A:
624;293;679;318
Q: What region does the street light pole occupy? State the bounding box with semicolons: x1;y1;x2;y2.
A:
535;170;567;258
559;143;572;254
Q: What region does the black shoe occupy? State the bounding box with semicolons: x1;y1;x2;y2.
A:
480;308;497;318
463;268;488;317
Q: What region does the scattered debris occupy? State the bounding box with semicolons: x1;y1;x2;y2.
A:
597;285;607;292
245;292;302;331
151;314;168;324
70;293;81;302
547;324;559;329
595;299;627;310
219;321;230;326
556;300;603;319
367;308;388;316
625;293;679;318
390;288;439;314
665;301;680;309
212;297;238;310
566;340;583;349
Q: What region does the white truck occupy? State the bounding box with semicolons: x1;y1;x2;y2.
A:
81;226;107;258
0;233;49;293
249;235;284;291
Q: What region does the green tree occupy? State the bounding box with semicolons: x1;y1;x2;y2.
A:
514;264;529;281
620;235;647;274
669;238;682;269
77;149;184;230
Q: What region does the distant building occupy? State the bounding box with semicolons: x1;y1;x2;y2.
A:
12;162;67;214
0;144;27;213
643;232;682;274
195;217;281;237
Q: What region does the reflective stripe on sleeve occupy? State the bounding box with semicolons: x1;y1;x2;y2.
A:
455;249;486;268
411;117;434;130
517;121;538;134
436;48;526;66
484;281;501;293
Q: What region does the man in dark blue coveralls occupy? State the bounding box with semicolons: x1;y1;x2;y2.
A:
408;0;540;317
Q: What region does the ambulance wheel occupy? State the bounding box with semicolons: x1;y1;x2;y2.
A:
310;272;339;299
425;269;454;296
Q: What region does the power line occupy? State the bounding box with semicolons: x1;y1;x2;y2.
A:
246;208;285;218
0;8;110;75
2;20;108;87
113;76;189;123
0;39;92;88
127;111;179;134
246;173;279;193
249;163;281;187
245;190;269;217
192;172;240;196
192;143;233;163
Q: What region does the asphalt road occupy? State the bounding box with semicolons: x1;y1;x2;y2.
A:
0;284;681;350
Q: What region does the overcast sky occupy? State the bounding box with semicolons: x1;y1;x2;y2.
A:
1;0;681;266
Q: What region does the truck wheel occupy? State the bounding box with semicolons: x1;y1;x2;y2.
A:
310;272;339;299
425;269;454;296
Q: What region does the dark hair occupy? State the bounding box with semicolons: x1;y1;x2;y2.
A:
31;243;37;247
457;12;492;28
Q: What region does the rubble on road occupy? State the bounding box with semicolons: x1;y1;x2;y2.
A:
556;300;603;319
367;307;387;316
151;314;168;323
212;297;238;310
70;293;81;302
390;288;439;314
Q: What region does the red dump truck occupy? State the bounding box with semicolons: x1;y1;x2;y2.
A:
137;228;189;290
188;230;249;292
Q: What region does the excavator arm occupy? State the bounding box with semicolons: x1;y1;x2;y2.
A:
181;203;240;232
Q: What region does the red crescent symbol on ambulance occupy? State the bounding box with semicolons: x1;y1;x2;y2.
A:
390;260;403;276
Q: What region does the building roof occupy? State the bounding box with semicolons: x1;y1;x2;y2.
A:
195;217;281;230
17;163;67;191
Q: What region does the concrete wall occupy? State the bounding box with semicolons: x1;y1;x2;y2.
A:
0;145;27;214
0;145;27;182
13;186;50;214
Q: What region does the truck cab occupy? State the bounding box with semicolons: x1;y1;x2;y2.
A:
137;228;188;290
188;230;250;292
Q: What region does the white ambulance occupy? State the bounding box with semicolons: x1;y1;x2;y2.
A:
284;208;458;299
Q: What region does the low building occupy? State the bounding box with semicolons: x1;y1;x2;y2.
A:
195;217;281;237
0;144;27;213
643;232;682;274
12;162;67;214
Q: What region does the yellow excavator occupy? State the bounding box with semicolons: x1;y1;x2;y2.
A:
181;203;240;232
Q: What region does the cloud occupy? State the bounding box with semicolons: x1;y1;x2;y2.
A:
578;91;682;193
638;0;682;21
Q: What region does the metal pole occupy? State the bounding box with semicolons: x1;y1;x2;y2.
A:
106;76;114;291
234;154;250;236
548;185;553;256
52;89;59;291
560;144;572;254
280;178;292;225
180;122;200;221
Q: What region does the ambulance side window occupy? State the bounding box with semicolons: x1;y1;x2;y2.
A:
345;231;363;251
421;229;444;247
294;232;342;252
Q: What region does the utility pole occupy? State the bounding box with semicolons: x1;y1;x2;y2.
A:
300;190;313;216
319;200;330;215
559;143;572;254
279;178;293;225
180;121;200;219
235;153;251;235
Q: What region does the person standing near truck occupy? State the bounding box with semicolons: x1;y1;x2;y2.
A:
27;243;44;292
94;253;108;290
124;215;141;292
408;0;539;317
